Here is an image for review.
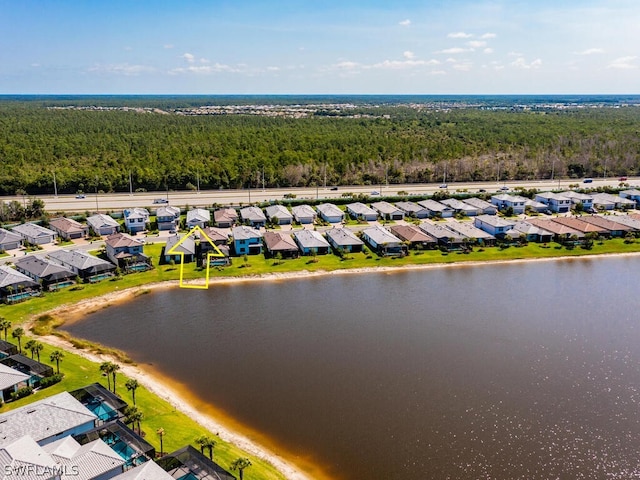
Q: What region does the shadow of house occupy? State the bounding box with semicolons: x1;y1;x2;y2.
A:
15;255;76;291
156;445;235;480
70;382;129;424
0;354;53;387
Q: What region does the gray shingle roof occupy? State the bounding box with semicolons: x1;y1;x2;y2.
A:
239;206;266;222
362;225;402;245
0;364;29;391
325;228;364;247
15;256;75;282
186;208;211;223
0;392;97;445
265;205;293;221
11;223;56;240
48;249;115;271
291;204;317;221
44;436;124;480
111;460;174;479
293;230;330;249
0;265;39;290
165;234;196;255
86;214;120;230
231;225;262;241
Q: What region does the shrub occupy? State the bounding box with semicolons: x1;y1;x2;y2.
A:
10;386;33;401
39;373;64;388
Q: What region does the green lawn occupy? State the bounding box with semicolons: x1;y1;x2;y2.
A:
1;236;640;479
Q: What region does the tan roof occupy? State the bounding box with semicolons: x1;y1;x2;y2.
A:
550;217;607;234
105;232;144;248
389;224;435;243
49;217;87;234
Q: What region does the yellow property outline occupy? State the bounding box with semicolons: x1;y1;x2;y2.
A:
166;225;227;289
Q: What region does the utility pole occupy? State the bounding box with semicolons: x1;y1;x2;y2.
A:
53;171;58;197
129;171;133;196
196;171;200;193
95;176;99;213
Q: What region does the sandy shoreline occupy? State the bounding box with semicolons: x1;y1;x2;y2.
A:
31;252;640;480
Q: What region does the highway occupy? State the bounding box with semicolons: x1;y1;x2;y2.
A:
2;177;636;213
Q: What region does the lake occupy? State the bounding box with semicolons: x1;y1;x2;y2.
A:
64;256;640;479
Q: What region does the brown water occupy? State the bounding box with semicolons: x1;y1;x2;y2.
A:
64;257;640;479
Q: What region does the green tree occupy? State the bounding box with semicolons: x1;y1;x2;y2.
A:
24;339;37;359
49;350;64;374
11;327;24;353
156;427;166;456
124;406;144;435
125;378;139;405
0;318;11;341
100;361;116;391
231;458;252;480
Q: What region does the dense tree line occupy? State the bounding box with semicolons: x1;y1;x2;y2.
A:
0;101;639;196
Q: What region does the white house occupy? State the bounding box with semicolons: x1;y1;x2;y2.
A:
490;194;527;214
291;204;317;224
417;199;454;218
534;192;572;213
186;208;211;229
11;223;57;245
265;205;293;225
316;203;344;223
474;214;516;237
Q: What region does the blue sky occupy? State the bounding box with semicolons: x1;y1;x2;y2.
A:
1;0;638;94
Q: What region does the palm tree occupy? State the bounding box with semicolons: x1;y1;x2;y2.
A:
34;342;43;362
11;327;24;353
124;406;144;435
231;458;252;480
100;362;114;391
202;436;216;460
111;363;121;393
156;427;165;456
0;318;11;341
24;339;36;359
49;350;64;374
195;434;208;455
125;378;139;405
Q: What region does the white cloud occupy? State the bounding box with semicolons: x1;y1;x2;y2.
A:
574;48;605;55
403;51;415;60
430;70;446;75
608;56;637;69
483;48;493;54
333;61;360;70
371;59;440;70
448;32;473;38
266;66;280;71
164;44;174;49
169;62;244;75
467;40;486;48
508;51;524;57
182;53;195;63
452;62;473;71
436;47;471;54
480;33;496;39
511;57;542;69
30;63;40;68
399;19;411;26
88;63;154;76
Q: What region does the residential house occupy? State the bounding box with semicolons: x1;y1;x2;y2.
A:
164;234;196;264
291;204;317;224
186;208;211;229
111;460;174;480
293;230;330;255
395;201;430;219
123;208;150;234
263;231;299;258
239;206;267;228
591;193;635;211
418;221;465;249
213;207;238;228
490;194;527;214
0;391;97;446
0;436;60;480
506;221;554;243
524;198;549;213
0;354;54;387
439;198;481;217
527;218;584;241
462;197;498;215
70;383;129;424
87;214;120;236
619;189;640;207
0;228;22;251
316;203;345;223
201;226;230;246
199;227;231;266
560;191;594;211
574;215;633;237
156;205;181;231
550;217;609;237
156;446;236;480
265;205;293;225
105;233;150;271
11;223;57;245
325;227;364;253
606;214;640;231
417;199;454;218
0;265;40;303
473;215;516;238
48;249;116;282
0;363;30;402
48;217;88;240
534;192;572;213
346;202;378;222
15;256;76;290
0;340;19;358
388;224;436;250
445;221;496;245
231;225;263;255
361;226;404;256
43;436;125;479
371;201;405;221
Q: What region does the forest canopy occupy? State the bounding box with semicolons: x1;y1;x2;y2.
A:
1;98;639;196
